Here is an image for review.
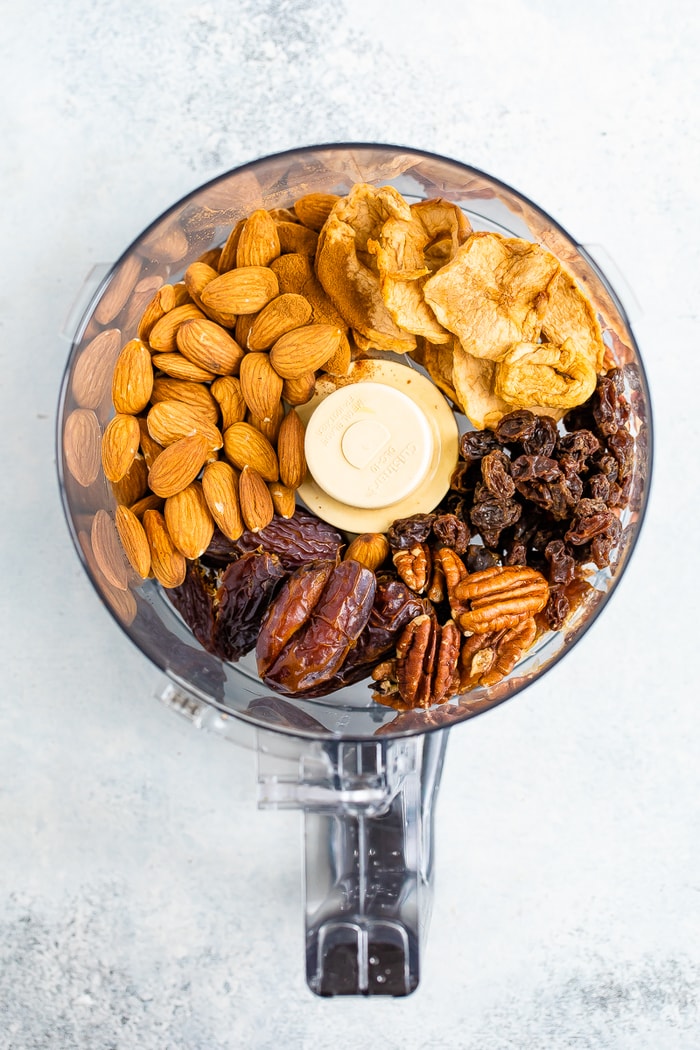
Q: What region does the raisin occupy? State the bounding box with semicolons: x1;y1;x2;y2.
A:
494;409;537;444
481;450;515;499
544;539;575;586
465;544;500;573
522;414;558;457
459;429;500;462
470;496;521;547
544;585;570;630
593;375;622;436
387;513;436;550
432;513;470;553
608;428;635;480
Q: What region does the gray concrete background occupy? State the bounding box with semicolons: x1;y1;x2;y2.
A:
1;1;698;1046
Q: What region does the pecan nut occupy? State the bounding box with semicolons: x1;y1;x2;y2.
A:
392;542;431;593
453;564;549;634
459;616;538;688
371;614;461;710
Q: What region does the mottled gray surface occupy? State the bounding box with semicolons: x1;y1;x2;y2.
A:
1;0;699;1047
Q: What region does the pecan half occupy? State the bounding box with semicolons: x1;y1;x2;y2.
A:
459;616;538;688
453;565;549;634
392;543;431;593
372;614;461;710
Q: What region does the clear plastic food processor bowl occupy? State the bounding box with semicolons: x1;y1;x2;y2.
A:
57;144;652;997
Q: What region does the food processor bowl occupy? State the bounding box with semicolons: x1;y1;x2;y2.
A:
57;144;652;996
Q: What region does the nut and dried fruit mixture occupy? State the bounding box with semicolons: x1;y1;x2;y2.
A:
84;181;643;713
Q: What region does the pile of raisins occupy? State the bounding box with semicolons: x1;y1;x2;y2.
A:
439;370;642;630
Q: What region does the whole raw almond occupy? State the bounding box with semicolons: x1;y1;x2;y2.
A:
148;303;204;353
217;217;246;274
281;371;317;406
137;283;191;342
148;433;211;498
202;460;244;541
184;261;218;306
239;352;283;422
101;412;141;482
293;192;340;231
343;532;390;572
235;311;258;348
269;323;342;379
176;318;245;375
63;408;101;487
129;493;164;518
111;454;149;506
239;466;274;533
147;400;223;450
142;509;187;588
112;338;154;414
71;329;122;409
138;417;165;469
246;293;313;351
236;209;281;268
94;253;142;326
211;376;246;429
151;376;219;423
275;222;318;256
151;352;216;383
164;481;214;560
200;266;279;325
323;330;352;376
223;422;279;482
91;509;130;590
268;481;296;519
276;408;307;489
247;400;284;444
115;503;152;578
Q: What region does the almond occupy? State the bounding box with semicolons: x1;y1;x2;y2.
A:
197;246;222;270
71;328;122;409
201;460;243;541
183;261;218;306
148;303;204;353
293;192;341;231
146;400;223;450
90;509;130;590
246;293;313;351
94;253;143;326
148;433;211;498
269;323;342;379
268;481;296;519
235;311;258;348
217;217;246;273
276;408;307;489
239;352;283;422
210;376;247;429
275;222;318;257
343;532;390;572
247;400;284;444
176;318;245;375
150;377;219;423
236;209;281;268
164;481;214;560
122;274;163;334
142;509;187;588
150;352;216;383
200;266;279;325
239;466;274;532
222;421;279;482
111;454;149;506
63;408;101;487
129;493;164;518
138;417;165;469
115;503;152;578
101;412;141;482
112;338;154;414
323;330;352;376
137;283;190;342
281;371;317;406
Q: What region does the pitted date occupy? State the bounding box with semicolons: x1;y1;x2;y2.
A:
257;560;376;695
300;575;426;695
226;511;344;569
212;552;286;661
168;562;218;651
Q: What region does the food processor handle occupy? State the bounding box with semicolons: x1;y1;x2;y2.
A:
257;727;449;996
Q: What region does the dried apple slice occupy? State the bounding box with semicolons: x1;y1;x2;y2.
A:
494;338;597;410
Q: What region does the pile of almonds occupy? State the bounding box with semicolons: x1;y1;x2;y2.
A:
100;196;353;590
